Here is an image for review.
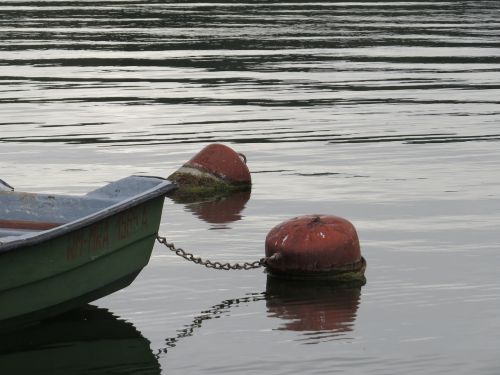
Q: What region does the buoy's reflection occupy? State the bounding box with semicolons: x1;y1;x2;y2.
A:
157;280;362;356
0;305;160;375
178;190;251;225
265;276;361;341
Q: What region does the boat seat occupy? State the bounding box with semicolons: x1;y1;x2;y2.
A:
0;219;62;231
0;220;62;241
0;228;37;239
0;220;62;242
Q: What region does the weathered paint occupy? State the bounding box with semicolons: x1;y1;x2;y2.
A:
167;144;251;201
0;176;175;327
265;215;366;284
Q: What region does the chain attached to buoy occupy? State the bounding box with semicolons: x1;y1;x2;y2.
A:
157;214;366;284
156;235;268;270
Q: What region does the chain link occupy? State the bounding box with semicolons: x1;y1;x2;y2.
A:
156;234;268;270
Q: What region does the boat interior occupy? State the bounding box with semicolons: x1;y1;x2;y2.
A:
0;176;170;241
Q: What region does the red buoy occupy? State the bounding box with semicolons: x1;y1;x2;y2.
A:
265;215;366;284
185;143;251;185
167;144;251;200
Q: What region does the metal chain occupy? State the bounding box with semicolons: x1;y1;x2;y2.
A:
156;234;268;270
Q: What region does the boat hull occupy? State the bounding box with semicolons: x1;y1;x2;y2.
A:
0;177;173;329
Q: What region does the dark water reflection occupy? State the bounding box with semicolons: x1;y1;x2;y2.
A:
265;277;361;343
3;290;356;374
1;2;499;51
0;306;160;375
156;279;361;359
171;190;251;227
1;0;500;147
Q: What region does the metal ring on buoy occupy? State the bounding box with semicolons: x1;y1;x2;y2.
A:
237;152;247;164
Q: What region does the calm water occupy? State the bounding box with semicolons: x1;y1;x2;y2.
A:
1;1;500;373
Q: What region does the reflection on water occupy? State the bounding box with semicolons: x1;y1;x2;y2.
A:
266;277;361;343
0;306;160;375
156;280;362;357
2;1;500;374
171;190;251;227
156;292;266;358
1;288;358;371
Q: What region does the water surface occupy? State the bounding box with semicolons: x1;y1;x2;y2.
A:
1;1;500;374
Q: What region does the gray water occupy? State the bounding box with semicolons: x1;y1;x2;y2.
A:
1;1;500;374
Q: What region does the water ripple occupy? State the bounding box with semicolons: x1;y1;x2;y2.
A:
2;2;500;374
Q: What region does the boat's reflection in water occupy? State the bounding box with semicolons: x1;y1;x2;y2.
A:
265;276;362;343
0;305;160;375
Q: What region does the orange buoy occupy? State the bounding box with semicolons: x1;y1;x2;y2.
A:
265;215;366;284
186;143;251;185
168;144;251;201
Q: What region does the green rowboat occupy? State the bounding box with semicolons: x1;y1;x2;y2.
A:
0;176;175;329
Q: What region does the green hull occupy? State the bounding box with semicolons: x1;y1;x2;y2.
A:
0;176;175;329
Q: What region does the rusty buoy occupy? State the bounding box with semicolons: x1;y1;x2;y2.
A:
265;215;366;284
167;143;251;201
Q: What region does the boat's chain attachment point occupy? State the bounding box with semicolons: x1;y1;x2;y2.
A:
156;235;268;270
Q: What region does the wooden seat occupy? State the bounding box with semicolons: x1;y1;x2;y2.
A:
0;219;62;231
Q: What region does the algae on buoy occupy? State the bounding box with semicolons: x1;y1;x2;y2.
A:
167;143;251;202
